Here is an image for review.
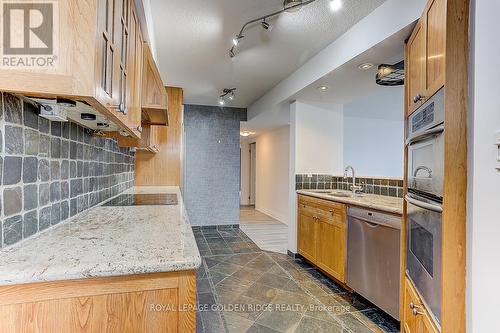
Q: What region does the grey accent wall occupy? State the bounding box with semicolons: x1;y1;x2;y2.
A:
183;105;247;226
0;92;135;248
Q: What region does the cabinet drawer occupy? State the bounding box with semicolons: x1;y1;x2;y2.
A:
298;195;346;225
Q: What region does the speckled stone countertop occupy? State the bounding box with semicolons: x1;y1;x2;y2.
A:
297;190;403;215
0;186;201;286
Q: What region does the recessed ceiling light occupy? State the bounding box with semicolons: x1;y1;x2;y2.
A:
240;131;255;137
358;63;374;70
318;86;329;91
329;0;342;12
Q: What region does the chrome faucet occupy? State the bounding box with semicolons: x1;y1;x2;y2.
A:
344;166;363;196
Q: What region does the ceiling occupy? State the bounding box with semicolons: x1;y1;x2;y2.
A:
149;0;387;107
291;24;413;106
240;23;414;136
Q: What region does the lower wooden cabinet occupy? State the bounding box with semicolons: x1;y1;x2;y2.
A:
403;276;440;333
297;195;346;283
0;271;196;333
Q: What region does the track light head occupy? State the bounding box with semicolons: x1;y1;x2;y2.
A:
232;34;244;46
218;98;225;106
229;49;235;58
261;19;271;30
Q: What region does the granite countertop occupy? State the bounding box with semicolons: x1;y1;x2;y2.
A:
0;186;201;286
297;189;403;215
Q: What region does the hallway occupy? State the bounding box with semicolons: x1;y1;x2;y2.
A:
240;206;288;254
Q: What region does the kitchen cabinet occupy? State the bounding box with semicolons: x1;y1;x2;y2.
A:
406;0;446;116
142;43;169;126
0;271;196;333
403;276;439;333
0;0;158;139
297;195;346;283
118;123;160;153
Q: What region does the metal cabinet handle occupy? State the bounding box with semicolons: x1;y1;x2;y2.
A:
413;94;424;104
136;126;143;133
413;308;424;316
409;302;416;309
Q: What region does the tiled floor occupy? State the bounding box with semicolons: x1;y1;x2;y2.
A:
193;226;400;333
240;206;288;254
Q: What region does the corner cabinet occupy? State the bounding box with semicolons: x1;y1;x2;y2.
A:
0;0;165;141
406;0;446;116
403;277;440;333
297;195;346;283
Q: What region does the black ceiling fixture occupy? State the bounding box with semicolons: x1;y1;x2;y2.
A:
376;61;405;86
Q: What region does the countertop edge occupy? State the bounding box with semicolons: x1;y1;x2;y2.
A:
297;190;403;215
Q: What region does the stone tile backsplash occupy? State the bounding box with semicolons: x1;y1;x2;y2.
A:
296;174;404;198
0;92;135;248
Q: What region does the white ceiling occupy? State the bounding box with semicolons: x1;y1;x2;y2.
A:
291;24;413;105
240;23;414;136
150;0;387;107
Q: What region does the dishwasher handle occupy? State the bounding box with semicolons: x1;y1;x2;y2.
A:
364;221;380;228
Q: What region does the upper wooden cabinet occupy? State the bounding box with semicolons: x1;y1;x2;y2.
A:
297;195;347;283
142;43;169;126
406;0;446;116
0;0;160;139
117;123;160;154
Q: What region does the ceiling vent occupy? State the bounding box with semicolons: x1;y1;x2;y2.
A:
376;61;405;86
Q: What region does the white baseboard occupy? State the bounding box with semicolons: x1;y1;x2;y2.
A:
255;206;288;225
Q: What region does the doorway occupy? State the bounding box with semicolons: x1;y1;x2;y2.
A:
249;142;256;205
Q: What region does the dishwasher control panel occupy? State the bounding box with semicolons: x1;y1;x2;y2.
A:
348;207;401;229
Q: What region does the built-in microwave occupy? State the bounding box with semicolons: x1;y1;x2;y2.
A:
405;88;445;327
407;88;444;201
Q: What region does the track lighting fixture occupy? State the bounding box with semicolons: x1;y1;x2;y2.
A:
232;34;244;46
261;19;271;30
284;0;304;12
219;88;236;106
228;0;319;58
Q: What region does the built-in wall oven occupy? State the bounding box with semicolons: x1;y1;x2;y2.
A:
405;87;444;327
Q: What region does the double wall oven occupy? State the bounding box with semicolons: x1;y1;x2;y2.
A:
405;88;444;327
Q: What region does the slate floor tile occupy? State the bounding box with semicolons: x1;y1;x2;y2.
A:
246;323;280;333
255;310;302;333
193;225;399;333
294;315;344;333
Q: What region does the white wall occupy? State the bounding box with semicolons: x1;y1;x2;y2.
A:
240;139;250;205
295;101;344;175
254;126;290;224
468;1;500;332
343;87;404;177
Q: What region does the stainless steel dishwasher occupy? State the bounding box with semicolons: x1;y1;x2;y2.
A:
347;207;401;320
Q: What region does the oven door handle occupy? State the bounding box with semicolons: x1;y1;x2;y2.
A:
406;124;445;145
405;195;443;213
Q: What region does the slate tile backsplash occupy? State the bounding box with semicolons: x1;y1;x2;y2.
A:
0;92;135;248
296;174;404;198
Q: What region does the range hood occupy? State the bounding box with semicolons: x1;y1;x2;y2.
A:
376;61;405;86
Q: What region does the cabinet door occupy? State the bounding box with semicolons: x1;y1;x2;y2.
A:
424;0;446;98
297;206;317;262
96;0;117;106
403;278;418;333
125;5;143;136
403;277;439;333
406;21;426;116
316;218;346;282
113;0;131;114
